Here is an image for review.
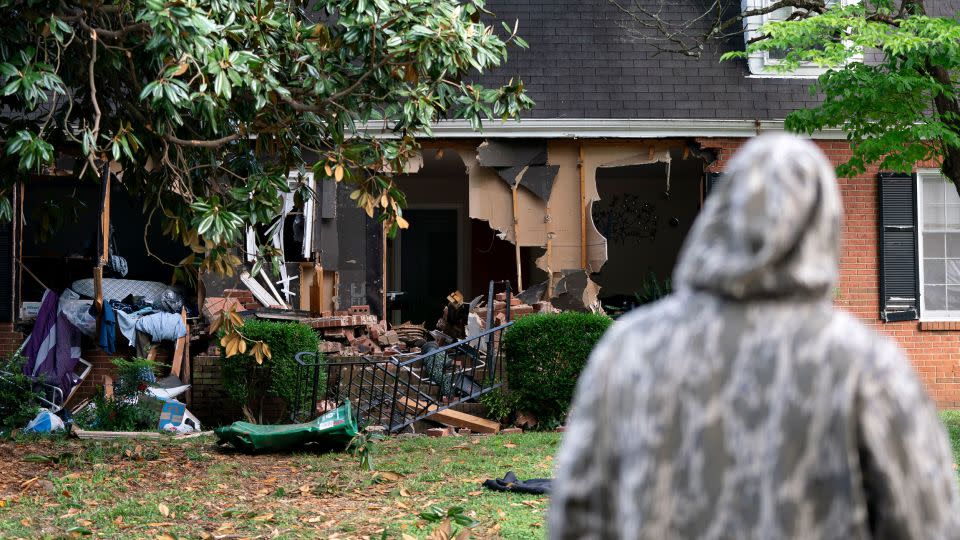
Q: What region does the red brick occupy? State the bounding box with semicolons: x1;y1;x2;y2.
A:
699;137;960;407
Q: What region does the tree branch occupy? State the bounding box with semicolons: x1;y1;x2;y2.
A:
163;132;242;148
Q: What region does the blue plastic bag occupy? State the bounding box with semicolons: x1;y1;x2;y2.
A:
24;409;65;433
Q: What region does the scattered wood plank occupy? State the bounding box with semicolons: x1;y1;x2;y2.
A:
397;397;500;434
240;271;278;307
73;428;161;440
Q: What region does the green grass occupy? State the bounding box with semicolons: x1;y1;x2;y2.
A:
0;432;560;539
3;415;957;539
941;410;960;468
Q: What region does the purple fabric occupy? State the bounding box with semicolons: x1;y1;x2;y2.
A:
21;290;81;396
22;290;58;379
54;310;80;393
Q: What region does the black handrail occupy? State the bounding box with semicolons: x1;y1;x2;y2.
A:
292;321;513;431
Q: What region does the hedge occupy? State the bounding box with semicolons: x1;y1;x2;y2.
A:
220;320;321;423
502;312;612;427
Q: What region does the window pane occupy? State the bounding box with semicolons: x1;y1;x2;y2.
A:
925;177;945;205
947;234;960;258
946;182;960;205
926;258;947;284
926;204;946;228
948;259;960;284
926;285;947;310
949;287;960;311
925;233;946;257
948;206;960;229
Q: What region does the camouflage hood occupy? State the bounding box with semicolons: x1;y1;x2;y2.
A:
673;134;842;300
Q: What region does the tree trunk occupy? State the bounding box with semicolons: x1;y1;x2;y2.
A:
927;63;960;196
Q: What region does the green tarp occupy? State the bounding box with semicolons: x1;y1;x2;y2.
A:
214;401;358;453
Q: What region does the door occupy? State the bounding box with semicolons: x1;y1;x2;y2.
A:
397;209;458;327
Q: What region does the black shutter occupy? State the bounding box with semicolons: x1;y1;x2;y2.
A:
706;172;723;196
878;172;920;322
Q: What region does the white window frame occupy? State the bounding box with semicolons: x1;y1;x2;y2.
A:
917;169;960;321
741;0;861;79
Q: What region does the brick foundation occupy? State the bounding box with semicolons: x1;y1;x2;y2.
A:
189;354;244;426
0;324;24;360
699;137;960;407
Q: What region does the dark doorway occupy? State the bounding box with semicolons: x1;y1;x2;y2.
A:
397;208;459;326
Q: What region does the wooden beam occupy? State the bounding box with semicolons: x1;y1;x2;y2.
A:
170;309;187;379
74;428;161;440
94;166;110;318
316;264;324;314
578;143;587;271
398;397;500;434
381;221;387;321
511;184;523;292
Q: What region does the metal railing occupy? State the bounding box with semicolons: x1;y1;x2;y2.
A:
293;322;512;432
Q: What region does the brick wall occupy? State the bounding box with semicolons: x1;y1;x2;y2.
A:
0;324;24;360
698;137;960;408
190;353;244;426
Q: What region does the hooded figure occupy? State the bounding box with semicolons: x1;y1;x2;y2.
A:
549;134;959;539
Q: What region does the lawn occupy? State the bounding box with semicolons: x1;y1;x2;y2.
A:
2;414;959;540
942;410;960;467
0;432;560;539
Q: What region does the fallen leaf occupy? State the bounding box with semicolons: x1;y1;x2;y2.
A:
503;443;517;449
77;519;93;527
114;516;123;525
20;518;31;526
467;490;482;496
373;471;403;482
158;503;170;517
402;535;418;540
155;535;175;540
253;513;274;522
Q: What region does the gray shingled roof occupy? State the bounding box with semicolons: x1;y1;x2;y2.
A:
477;0;958;121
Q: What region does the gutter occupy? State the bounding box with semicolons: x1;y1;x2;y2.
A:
362;118;848;140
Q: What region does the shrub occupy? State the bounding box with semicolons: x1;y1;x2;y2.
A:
220;320;321;423
0;355;42;433
74;358;161;432
479;386;520;424
503;312;613;427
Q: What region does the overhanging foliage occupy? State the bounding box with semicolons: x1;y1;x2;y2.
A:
0;0;533;279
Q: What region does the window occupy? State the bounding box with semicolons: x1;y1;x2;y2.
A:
741;0;857;78
919;172;960;319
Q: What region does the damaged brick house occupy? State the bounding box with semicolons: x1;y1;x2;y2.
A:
2;0;960;413
378;0;960;408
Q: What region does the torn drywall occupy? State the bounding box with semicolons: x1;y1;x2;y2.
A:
458;147;547;246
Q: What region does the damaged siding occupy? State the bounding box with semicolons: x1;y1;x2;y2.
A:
462;139;677;277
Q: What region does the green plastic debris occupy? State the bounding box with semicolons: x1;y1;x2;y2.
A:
214;401;359;453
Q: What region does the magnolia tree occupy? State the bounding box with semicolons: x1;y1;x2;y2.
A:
613;0;960;192
0;0;532;280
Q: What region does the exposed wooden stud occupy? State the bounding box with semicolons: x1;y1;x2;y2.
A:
578;142;588;270
511;184;523;292
316;264;324;313
171;308;187;379
259;268;288;308
381;221;388;321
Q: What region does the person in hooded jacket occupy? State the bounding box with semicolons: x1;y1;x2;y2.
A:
548;134;960;540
